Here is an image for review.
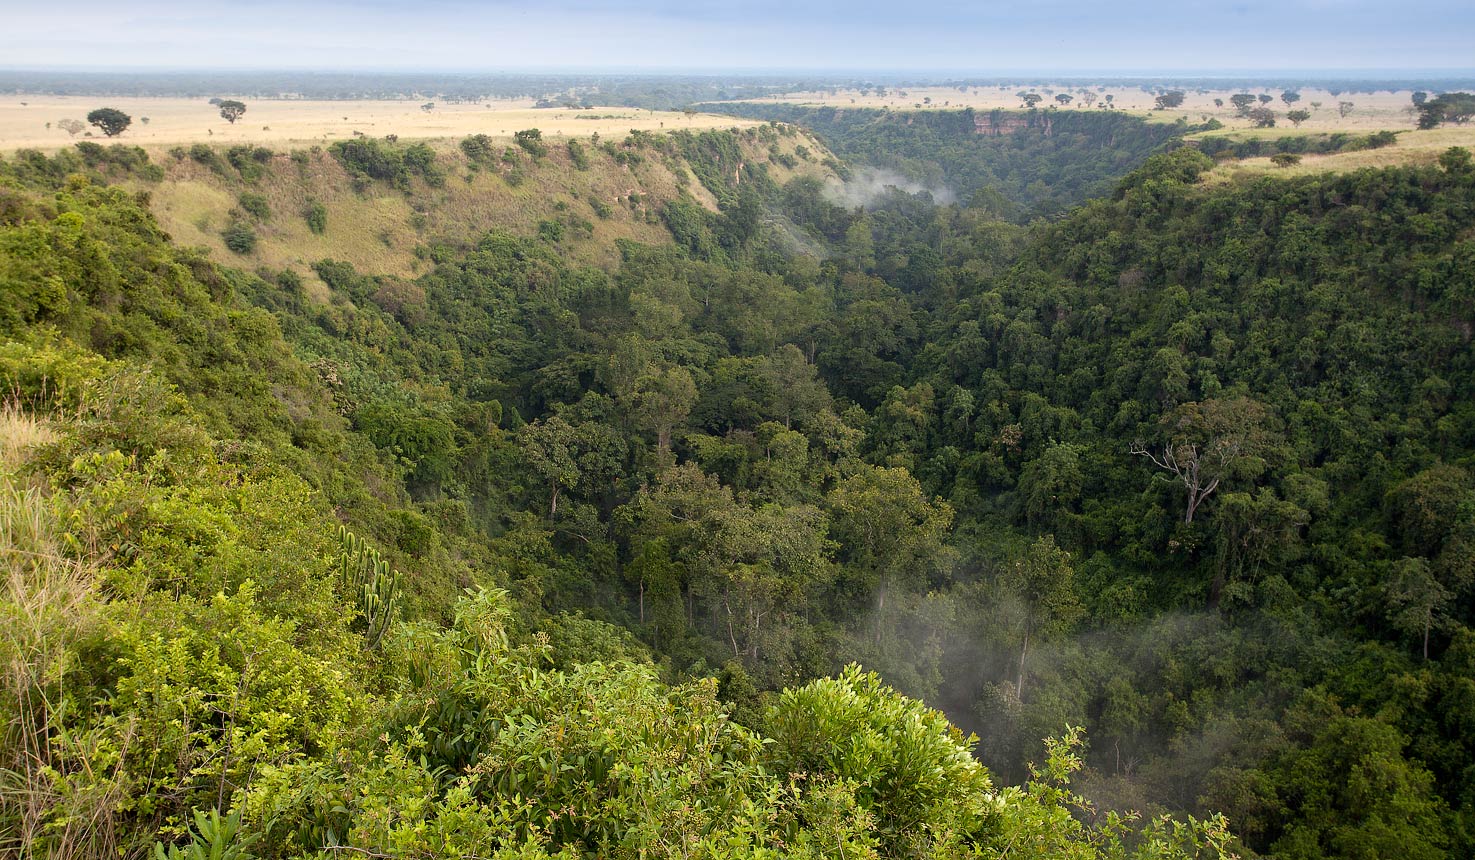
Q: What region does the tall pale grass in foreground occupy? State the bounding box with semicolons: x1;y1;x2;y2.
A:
0;403;124;858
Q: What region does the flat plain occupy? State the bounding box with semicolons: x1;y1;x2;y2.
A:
752;84;1441;132
0;96;758;151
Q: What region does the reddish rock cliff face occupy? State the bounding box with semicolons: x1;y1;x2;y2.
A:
974;112;1052;137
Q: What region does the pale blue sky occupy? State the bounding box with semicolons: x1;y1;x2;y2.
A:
3;0;1472;72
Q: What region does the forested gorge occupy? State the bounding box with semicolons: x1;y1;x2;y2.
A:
1;116;1473;860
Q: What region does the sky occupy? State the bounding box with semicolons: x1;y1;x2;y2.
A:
3;0;1473;73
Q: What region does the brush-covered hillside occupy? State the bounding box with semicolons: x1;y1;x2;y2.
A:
67;124;832;289
2;107;1474;860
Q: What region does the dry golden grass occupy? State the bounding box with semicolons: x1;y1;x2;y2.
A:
1201;126;1475;183
0;405;120;858
0;403;57;475
0;95;760;152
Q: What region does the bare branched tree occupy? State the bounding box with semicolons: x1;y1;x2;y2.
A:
1131;397;1277;524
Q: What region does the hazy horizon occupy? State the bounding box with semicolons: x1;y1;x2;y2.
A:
5;0;1473;74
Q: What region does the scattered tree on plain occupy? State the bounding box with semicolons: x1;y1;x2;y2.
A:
1154;90;1185;110
1417;92;1475;129
217;99;247;123
86;107;131;137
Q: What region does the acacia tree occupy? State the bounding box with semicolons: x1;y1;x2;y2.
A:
1280;90;1301;107
1287;109;1311;127
1338;100;1355;118
1229;93;1257;116
1154;90;1185;110
218;100;247;123
1417;92;1475;129
86;107;131;137
1131;397;1278;524
57;118;85;136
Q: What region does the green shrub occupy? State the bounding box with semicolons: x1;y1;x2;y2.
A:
237;192;270;220
221;221;257;254
226;145;274;181
567;138;590;170
188;143;225;174
459;134;496;164
304;200;328;234
330;138;443;190
514;128;547;158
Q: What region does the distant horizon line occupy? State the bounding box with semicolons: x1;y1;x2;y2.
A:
4;65;1475;80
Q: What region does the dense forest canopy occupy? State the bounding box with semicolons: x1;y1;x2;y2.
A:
701;104;1193;216
2;102;1474;860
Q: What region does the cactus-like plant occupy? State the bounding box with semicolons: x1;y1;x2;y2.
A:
337;526;400;649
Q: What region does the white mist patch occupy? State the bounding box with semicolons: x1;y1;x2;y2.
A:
825;167;958;208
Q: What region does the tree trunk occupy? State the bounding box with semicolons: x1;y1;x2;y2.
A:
1208;564;1225;611
549;482;560;517
874;577;887;644
1016;630;1030;699
724;596;740;657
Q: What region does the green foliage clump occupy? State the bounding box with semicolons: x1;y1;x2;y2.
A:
237;191;270;220
225;144;274;181
566;137;590;169
514;127;547;158
303;199;327;234
458;133;497;164
73;141;162;180
221;220;257;254
330;137;445;191
188;143;226;174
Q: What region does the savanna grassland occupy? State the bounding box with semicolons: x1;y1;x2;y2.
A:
0;95;759;151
